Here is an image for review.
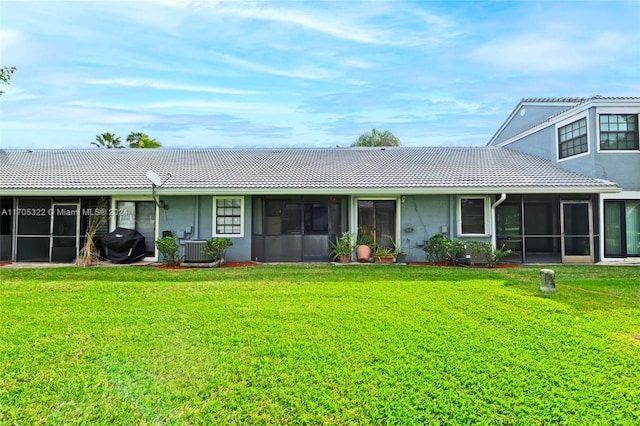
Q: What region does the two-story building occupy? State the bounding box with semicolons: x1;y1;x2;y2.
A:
488;96;639;263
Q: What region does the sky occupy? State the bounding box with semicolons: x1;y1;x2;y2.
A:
1;0;639;150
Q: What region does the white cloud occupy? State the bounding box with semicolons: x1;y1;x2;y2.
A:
7;103;159;125
213;53;340;81
84;78;261;95
343;58;377;70
0;86;38;101
145;100;293;115
211;4;382;45
0;28;21;54
471;30;629;73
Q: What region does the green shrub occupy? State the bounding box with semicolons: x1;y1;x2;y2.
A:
202;237;233;261
155;236;179;266
468;241;512;268
423;234;451;262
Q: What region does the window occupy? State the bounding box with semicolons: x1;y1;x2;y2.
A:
558;117;588;159
604;200;640;257
214;197;243;236
599;114;639;150
458;197;489;236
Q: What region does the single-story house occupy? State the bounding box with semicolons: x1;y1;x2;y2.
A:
0;146;622;264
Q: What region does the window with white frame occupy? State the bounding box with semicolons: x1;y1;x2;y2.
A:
213;197;243;236
599;114;639;150
558;117;588;159
458;197;490;236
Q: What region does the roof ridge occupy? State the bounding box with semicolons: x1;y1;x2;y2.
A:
520;97;588;103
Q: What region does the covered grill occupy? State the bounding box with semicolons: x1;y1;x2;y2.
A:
100;227;148;264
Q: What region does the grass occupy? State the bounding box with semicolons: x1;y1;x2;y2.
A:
0;264;639;425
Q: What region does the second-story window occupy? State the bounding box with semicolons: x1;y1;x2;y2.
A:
558;117;588;159
599;114;639;150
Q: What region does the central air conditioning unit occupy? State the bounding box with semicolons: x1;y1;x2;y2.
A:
184;241;211;263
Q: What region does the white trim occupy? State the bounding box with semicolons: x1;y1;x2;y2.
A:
595;110;640;154
457;196;491;237
352;196;401;245
212;196;245;238
599;191;640;262
556;111;590;162
492;98;640;147
491;193;507;249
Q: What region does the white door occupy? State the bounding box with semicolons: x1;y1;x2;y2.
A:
561;201;593;263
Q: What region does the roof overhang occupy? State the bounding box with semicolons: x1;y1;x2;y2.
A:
0;185;620;197
491;98;640;147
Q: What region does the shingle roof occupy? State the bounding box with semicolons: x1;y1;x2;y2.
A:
488;96;640;145
0;147;619;194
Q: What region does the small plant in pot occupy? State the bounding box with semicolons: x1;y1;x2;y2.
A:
355;232;374;263
392;239;407;263
330;232;354;263
201;237;233;265
372;244;395;263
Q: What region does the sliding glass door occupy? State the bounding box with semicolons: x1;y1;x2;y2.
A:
604;200;640;258
357;200;396;248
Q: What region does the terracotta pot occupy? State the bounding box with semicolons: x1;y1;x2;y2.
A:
374;255;395;263
356;245;371;262
338;254;350;263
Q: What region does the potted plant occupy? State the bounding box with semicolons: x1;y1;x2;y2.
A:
372;244;395;263
355;232;373;263
392;239;407;263
330;232;354;263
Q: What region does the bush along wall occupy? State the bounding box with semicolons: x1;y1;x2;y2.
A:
422;235;511;268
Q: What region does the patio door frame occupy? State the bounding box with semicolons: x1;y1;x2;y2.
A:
353;197;400;247
560;200;594;263
50;202;81;262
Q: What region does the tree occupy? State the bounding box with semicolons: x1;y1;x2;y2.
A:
351;128;400;147
0;66;16;96
91;133;123;149
126;132;162;148
90;131;162;149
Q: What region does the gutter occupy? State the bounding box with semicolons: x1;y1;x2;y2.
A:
491;193;507;249
0;184;622;197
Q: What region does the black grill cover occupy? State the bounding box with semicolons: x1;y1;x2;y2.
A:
100;227;147;264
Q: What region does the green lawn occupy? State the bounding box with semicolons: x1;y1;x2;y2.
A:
1;264;639;425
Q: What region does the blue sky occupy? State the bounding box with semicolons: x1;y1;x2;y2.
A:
1;0;639;149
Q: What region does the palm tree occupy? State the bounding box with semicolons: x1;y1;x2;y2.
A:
126;132;162;148
351;128;400;147
91;133;123;149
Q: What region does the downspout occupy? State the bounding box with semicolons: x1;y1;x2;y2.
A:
491;193;507;248
194;196;199;239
